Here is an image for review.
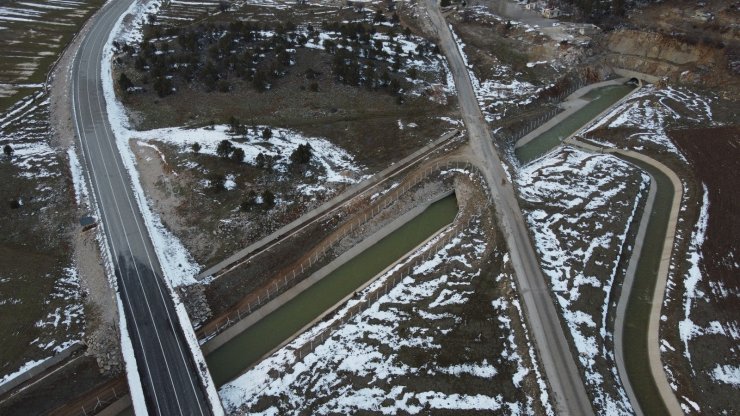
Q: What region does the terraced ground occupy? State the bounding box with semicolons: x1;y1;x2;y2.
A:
0;0;104;111
0;0;106;391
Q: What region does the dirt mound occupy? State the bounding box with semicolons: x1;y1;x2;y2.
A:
605;29;737;88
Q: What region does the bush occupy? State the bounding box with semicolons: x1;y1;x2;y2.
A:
209;173;226;192
262;127;272;140
240;190;257;211
118;73;134;92
153;76;173;97
290;143;312;165
216;139;234;158
231;147;245;163
261;189;275;208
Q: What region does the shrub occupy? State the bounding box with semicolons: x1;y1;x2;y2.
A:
231;147;245;163
261;189;275;208
216;139;234;159
290;143;313;165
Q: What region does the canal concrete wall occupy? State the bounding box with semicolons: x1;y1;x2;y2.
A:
198;159;475;343
0;342;83;398
197;129;461;281
201;189;455;354
564;138;685;416
514;78;630;149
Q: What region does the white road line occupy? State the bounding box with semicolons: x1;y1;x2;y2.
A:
90;6;207;413
81;18;187;415
71;33;163;416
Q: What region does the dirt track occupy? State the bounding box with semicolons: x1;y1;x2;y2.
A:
422;1;594;414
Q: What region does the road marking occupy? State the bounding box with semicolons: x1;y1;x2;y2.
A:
70;2;213;413
89;9;207;414
72;31;164;416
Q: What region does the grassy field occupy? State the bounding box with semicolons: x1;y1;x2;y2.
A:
0;0;105;390
0;0;104;112
0;94;84;383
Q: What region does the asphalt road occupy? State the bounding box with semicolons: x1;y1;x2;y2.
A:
71;0;215;414
424;1;594;414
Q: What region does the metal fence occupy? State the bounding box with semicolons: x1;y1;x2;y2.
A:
497;77;586;145
77;387;125;416
199;160;476;343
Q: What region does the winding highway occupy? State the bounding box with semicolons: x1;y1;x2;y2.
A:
70;0;218;414
423;1;594;414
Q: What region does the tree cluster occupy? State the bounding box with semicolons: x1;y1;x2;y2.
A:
125;20;304;96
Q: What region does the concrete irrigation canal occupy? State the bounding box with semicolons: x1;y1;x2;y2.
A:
515;83;635;164
617;156;675;416
114;194;459;416
516;77;682;415
205;193;459;386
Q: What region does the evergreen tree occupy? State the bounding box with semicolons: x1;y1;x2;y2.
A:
216;139;234;159
118;73;134;91
261;189;275;208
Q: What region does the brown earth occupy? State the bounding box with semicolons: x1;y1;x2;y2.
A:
604;0;739;89
667;126;740;414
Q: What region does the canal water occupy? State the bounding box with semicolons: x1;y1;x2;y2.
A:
515;84;634;164
206;193;459;386
619;157;673;416
116;194;458;415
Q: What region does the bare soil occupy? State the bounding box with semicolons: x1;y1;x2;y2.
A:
198;149;466;335
666;126;740;414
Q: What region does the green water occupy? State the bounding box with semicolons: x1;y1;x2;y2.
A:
206;193;459;386
619;157;673;416
515;84;634;164
116;195;458;415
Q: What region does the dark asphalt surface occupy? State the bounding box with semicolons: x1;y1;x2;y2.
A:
71;0;215;414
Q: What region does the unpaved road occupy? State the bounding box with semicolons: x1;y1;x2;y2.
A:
423;1;594;414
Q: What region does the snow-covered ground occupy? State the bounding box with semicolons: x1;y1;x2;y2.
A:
587;85;715;160
671;183;740;413
0;91;85;383
516;147;650;415
449;24;541;123
220;218;553;415
133;124;365;190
